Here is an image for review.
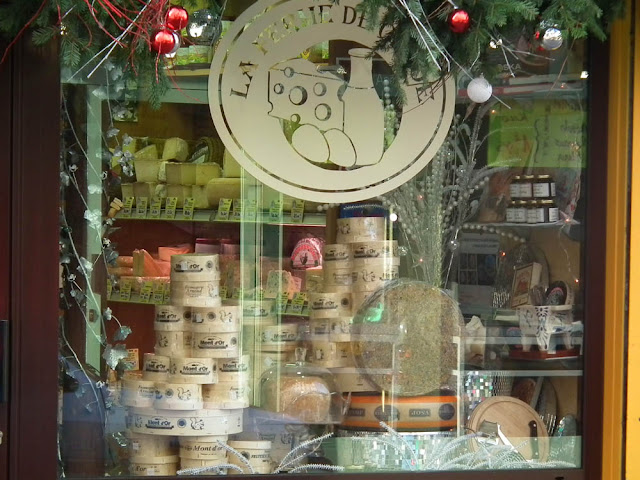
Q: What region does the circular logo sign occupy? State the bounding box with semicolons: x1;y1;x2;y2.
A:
209;0;455;203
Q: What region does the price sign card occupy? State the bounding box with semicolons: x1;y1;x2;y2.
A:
139;281;154;303
119;279;132;302
290;292;307;315
276;292;289;314
152;283;165;304
232;288;243;299
255;288;265;301
231;198;243;222
269;199;283;222
163;283;171;304
216;198;233;221
135;197;149;218
164;197;178;220
219;286;228;299
291;200;305;223
245;199;257;221
120;197;134;218
148;197;162;219
106;278;113;300
182;197;195;220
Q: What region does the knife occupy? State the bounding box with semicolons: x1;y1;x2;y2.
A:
529;420;539;460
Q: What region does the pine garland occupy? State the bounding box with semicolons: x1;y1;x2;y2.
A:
0;0;221;109
357;0;624;86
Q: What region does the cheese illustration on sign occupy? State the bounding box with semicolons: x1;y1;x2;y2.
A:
209;0;455;203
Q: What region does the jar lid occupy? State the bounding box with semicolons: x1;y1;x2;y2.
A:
228;440;272;449
535;174;552;180
512;175;522;180
523;174;535;180
540;199;555;205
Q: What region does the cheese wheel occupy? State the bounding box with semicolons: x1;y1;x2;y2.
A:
217;355;250;382
127;407;244;436
162;137;189;162
190;305;241;333
155;331;192;357
341;394;457;430
202;381;250;409
191;185;211;209
351;265;399;292
323;244;353;266
134;159;161;183
351;240;399;260
206;178;241;207
309;341;353;368
142;353;171;382
171;254;220;281
154;305;190;332
134;144;159;161
352;256;400;267
259;324;299;351
329;317;353;342
180;457;228;471
154;382;203;410
130;459;178;476
191;332;239;358
336;217;386;243
256;351;291;375
330;367;380;393
223;149;242;178
133;182;157;199
127;432;176;459
169;357;217;384
227;441;273;472
261;375;332;424
171;281;221;308
166;184;191;208
322;266;353;287
122;373;156;408
323;284;353;294
196;163;222;185
308;292;352;319
179;435;228;460
166;162;197;185
158;160;168;182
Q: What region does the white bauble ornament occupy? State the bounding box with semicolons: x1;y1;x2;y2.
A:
467;76;493;103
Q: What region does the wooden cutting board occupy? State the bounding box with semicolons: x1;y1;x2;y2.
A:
468;396;549;461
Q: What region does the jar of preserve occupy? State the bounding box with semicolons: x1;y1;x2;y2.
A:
520;175;534;199
533;174;556;199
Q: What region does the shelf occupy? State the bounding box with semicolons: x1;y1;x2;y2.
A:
462;219;579;230
114;209;326;227
457;369;583;377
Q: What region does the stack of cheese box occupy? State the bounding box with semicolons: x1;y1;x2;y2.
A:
123;253;253;476
307;216;400;392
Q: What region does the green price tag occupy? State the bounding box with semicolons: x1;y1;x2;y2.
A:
216;198;233;221
163;283;172;304
139;281;154;303
232;288;243;299
106;278;113;300
119;279;132;302
120;197;134;219
219;286;228;299
182;197;195;220
152;284;165;304
164;197;178;219
290;292;307;315
135;197;149;218
291;200;305;223
245;199;257;221
255;288;265;301
148;197;162;219
276;292;289;313
269;199;283;222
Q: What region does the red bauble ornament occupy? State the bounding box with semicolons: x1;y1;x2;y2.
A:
166;5;189;31
448;9;471;34
151;28;177;54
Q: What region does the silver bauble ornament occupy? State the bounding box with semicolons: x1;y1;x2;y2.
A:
186;9;222;46
541;27;563;51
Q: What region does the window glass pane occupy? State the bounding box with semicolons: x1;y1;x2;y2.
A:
58;1;587;476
